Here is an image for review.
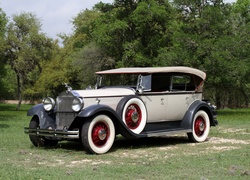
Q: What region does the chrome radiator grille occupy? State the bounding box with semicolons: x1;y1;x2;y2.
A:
56;92;77;129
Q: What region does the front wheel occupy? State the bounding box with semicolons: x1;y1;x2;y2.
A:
81;114;115;154
29;116;58;147
187;110;210;142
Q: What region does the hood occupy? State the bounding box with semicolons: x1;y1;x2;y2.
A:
71;88;136;98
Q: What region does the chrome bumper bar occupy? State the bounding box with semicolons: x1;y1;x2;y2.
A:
24;127;79;139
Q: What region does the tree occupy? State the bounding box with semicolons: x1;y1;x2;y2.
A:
156;0;250;108
5;12;53;110
71;42;115;88
24;40;62;99
0;8;8;99
55;9;115;90
91;0;174;67
71;9;101;49
233;0;250;24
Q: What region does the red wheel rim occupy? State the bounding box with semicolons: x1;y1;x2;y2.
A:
125;104;142;129
194;116;206;137
91;122;110;147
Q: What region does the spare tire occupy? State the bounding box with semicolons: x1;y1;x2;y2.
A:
116;96;147;134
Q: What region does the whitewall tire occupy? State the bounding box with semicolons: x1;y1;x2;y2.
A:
188;110;210;142
120;97;147;134
81;114;115;154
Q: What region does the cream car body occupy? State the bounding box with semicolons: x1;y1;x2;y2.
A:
25;66;218;154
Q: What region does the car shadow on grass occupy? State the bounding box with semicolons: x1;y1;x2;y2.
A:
0;123;10;129
44;135;190;153
46;140;84;152
112;135;189;151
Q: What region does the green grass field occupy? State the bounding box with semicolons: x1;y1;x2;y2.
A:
0;104;249;179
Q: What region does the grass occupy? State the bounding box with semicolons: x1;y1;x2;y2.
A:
0;104;250;179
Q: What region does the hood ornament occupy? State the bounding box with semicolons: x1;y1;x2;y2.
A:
63;83;72;92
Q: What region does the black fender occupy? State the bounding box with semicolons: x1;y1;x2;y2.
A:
180;100;216;129
27;104;56;129
77;104;118;118
71;104;140;139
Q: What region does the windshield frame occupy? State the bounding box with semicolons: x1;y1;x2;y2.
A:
96;74;141;89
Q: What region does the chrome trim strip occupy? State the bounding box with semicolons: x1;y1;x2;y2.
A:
24;127;79;139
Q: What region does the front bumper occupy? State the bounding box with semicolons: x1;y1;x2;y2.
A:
24;127;79;139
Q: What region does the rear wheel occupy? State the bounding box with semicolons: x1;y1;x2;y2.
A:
29;116;58;147
81;114;115;154
187;110;210;142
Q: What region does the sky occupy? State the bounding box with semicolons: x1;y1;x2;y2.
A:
1;0;236;40
0;0;113;39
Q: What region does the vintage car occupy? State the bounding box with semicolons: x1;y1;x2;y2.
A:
24;66;217;154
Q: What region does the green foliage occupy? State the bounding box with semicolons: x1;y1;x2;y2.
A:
71;43;115;89
0;65;17;99
71;10;101;48
91;0;174;67
25;42;65;98
233;0;250;23
0;1;250;108
4;12;54;107
155;0;250;108
0;8;8;98
0;8;7;37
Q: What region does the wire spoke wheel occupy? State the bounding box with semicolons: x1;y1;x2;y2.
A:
125;104;142;129
81;114;115;154
194;116;206;137
117;96;147;134
91;122;110;147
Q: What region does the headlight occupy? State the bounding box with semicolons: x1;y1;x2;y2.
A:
43;97;55;111
72;97;84;112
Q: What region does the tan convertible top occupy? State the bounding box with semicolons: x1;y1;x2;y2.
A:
96;66;206;80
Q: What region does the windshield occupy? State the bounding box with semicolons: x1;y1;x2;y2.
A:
137;74;152;91
96;74;139;88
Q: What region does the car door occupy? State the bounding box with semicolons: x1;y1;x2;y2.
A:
140;92;168;122
165;74;202;121
139;73;169;123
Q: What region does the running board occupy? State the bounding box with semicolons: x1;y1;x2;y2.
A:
141;129;192;137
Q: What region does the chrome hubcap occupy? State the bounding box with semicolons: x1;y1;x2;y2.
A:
199;122;205;131
131;111;139;123
98;129;107;140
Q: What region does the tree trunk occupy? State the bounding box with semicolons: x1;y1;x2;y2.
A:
215;90;221;109
241;88;249;108
15;72;22;111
